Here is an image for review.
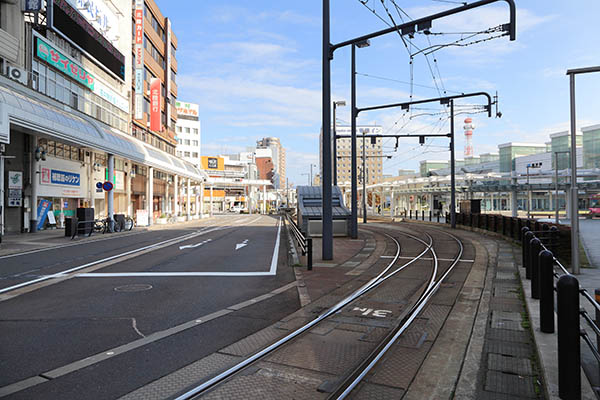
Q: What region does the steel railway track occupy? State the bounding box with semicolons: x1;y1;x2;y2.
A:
176;223;465;400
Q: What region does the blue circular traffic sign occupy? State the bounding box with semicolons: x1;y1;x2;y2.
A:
96;182;103;189
102;181;114;191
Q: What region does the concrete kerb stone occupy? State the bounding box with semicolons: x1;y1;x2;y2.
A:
453;237;494;400
405;232;489;400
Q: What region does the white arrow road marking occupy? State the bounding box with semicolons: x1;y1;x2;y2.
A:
235;239;249;251
179;239;212;250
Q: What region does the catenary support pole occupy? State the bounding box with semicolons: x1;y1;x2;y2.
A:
147;166;153;226
321;0;333;260
450;100;456;229
350;44;358;239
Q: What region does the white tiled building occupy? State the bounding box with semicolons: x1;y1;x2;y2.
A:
175;101;201;167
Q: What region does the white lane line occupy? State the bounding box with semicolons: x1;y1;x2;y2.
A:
0;230;147;260
179;239;212;250
0;223;236;295
77;216;282;278
0;280;299;397
269;217;282;274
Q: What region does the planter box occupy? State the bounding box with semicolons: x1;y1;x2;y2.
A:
156;218;168;225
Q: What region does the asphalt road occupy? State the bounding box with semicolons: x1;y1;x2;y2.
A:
0;214;299;399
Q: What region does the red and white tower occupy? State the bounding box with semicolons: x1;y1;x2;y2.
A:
463;117;475;158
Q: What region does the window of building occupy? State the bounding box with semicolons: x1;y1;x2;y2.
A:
184;139;190;145
184;151;190;157
185;127;190;133
192;128;198;135
192;140;198;146
177;126;182;133
192;152;198;158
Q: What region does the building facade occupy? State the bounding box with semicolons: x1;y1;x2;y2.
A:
256;137;285;189
330;125;384;185
0;0;206;237
131;0;178;155
175;101;201;167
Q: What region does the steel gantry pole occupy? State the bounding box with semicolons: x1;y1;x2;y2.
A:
333;102;337;186
362;132;367;223
322;0;333;260
450;100;456;229
350;44;358;238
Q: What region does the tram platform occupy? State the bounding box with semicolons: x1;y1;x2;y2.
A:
118;219;598;400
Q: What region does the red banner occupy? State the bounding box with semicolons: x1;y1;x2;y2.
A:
150;77;161;132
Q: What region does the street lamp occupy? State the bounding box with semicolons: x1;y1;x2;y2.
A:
333;100;346;186
526;162;542;219
301;173;310;185
310;164;317;186
566;65;600;274
554;151;570;224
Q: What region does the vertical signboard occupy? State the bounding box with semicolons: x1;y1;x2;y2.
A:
165;18;172;130
150;77;161;132
134;0;144;120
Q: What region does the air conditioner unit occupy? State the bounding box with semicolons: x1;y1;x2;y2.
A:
5;65;27;85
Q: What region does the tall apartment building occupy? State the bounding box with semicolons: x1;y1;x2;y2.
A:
131;0;178;154
256;137;285;189
322;125;384;185
175;101;201;167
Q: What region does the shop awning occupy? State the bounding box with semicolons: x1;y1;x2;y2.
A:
0;78;207;182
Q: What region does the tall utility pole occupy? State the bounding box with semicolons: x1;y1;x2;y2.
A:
321;0;333;260
449;100;456;228
350;43;358;238
362;132;367;223
322;0;516;259
566;66;600;273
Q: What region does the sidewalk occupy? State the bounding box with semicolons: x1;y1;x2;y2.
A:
0;217;213;257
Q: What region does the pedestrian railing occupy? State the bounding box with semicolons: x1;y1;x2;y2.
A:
283;212;312;271
404;209;438;222
521;226;599;400
446;212;572;265
71;219;95;240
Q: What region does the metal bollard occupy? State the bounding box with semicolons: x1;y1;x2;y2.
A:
521;227;531;275
530;238;542;299
502;216;507;236
534;221;541;233
539;250;555;333
410;210;412;219
437;212;440;223
429;211;432;221
422;210;425;221
307;238;313;271
557;274;581;400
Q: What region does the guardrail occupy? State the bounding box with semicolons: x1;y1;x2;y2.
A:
522;226;598;399
284;212;312;271
446;212;572;267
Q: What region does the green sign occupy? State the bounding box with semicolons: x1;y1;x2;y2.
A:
35;36;95;91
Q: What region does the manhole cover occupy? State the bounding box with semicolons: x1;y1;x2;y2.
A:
114;284;153;292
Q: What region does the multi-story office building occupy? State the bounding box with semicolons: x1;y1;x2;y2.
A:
498;143;547;172
0;0;205;235
256;137;285;189
131;0;178;154
175;101;201;167
327;125;384;185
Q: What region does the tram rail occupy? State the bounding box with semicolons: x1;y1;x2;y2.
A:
177;224;465;400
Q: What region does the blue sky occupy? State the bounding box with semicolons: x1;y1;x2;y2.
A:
156;1;600;185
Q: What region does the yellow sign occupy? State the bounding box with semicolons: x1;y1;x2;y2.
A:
201;156;224;171
204;189;225;198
